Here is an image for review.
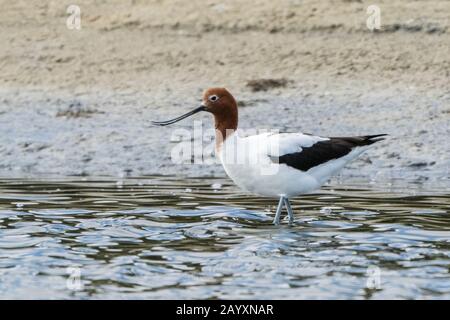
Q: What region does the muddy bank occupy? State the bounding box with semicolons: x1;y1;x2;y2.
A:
1;83;448;183
0;0;449;182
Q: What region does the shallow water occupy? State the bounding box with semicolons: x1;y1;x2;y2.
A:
0;176;449;299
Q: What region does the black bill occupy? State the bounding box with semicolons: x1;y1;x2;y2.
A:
151;106;207;126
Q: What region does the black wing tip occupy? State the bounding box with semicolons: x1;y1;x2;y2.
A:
331;134;388;146
365;133;389;140
365;134;388;144
366;134;388;138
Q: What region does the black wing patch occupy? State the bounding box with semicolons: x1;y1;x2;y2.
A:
271;134;387;172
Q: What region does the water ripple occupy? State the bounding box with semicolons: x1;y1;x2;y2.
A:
0;177;449;299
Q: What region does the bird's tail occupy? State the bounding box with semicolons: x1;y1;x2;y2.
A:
333;134;388;147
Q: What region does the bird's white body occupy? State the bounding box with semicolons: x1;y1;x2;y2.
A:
217;131;370;198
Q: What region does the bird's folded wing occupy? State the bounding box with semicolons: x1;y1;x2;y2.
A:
268;134;386;172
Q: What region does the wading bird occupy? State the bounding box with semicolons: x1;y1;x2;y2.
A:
152;88;386;225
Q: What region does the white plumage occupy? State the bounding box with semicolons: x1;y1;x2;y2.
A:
217;131;371;198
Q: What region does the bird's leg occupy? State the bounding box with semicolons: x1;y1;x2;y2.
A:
283;197;294;225
273;196;285;225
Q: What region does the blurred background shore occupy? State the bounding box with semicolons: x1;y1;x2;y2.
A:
0;0;449;182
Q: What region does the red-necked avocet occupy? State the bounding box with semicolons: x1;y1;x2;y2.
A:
152;88;386;225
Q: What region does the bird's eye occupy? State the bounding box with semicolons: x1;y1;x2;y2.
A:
208;95;219;102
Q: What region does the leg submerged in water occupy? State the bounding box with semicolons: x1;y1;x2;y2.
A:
283;197;294;224
273;196;285;225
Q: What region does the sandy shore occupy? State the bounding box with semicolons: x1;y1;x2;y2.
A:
0;0;449;182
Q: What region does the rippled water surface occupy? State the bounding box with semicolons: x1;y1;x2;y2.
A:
0;176;449;299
